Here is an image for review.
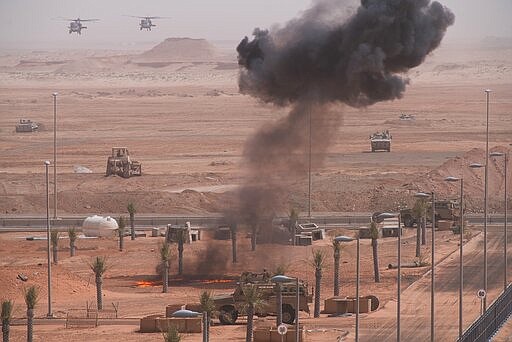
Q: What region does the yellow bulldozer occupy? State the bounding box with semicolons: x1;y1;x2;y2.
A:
105;147;142;178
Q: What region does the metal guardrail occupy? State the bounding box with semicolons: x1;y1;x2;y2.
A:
458;283;512;342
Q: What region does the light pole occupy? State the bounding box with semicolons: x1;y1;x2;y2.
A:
44;160;53;318
308;108;312;218
271;275;300;342
445;176;464;339
334;235;359;342
414;191;435;342
484;89;491;310
52;92;58;220
490;151;508;290
377;212;401;342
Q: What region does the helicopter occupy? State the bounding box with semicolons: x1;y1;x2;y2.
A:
58;18;99;35
125;16;170;31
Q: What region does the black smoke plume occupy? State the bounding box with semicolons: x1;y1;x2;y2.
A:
233;0;454;243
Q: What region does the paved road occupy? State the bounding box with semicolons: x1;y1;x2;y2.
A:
0;213;508;232
362;224;510;341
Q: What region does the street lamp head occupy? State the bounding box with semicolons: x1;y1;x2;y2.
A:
469;163;483;169
334;235;355;243
490;152;504;157
377;212;396;220
414;192;431;199
271;275;294;283
484;89;492;93
444;176;460;182
52;92;58;97
44;160;51;165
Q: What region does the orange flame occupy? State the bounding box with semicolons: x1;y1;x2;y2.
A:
136;280;157;288
200;279;233;284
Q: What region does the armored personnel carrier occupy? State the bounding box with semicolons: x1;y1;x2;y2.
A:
212;272;312;325
370;130;391;152
15;119;39;132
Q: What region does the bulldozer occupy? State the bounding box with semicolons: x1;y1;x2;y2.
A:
105;147;142;178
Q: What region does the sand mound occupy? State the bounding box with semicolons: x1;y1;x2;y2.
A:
137;37;218;62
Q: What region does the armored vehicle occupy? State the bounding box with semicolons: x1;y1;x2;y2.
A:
213;272;312;325
400;199;460;227
15;119;39;132
105;147;142;178
370;130;391;152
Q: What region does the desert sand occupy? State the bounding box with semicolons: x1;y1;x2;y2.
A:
0;36;511;341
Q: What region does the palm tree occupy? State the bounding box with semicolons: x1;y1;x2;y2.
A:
68;227;77;257
250;223;258;252
127;202;136;241
117;216;126;252
289;208;299;246
159;242;170;293
370;221;381;283
176;228;187;276
332;239;342;296
310;250;326;318
230;223;237;263
50;230;59;264
413;198;428;256
162;325;181;342
242;284;264;342
199;291;215;341
1;300;13;342
89;256;108;310
24;286;38;342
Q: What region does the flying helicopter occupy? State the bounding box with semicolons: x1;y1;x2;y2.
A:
124;16;170;31
57;18;100;35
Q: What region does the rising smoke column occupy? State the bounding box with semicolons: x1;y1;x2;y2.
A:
234;0;454;241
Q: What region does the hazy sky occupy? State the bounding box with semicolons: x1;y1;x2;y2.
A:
0;0;511;49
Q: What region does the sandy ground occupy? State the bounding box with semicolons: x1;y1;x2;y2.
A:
0;37;511;341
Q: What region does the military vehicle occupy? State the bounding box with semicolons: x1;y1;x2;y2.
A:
15;119;39;132
212;272;312;325
370;130;391;152
400;199;460;227
105;147;142;178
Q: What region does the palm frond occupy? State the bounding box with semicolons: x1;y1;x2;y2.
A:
50;230;60;246
370;221;379;240
117;216;126;233
89;256;109;277
241;284;265;311
1;299;13;321
127;202;136;215
162;325;181;342
23;286;38;309
331;239;341;252
68;227;77;241
159;242;170;262
199;291;215;314
309;249;326;270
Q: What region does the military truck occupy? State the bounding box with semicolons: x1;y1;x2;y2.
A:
105;147;142;178
370;130;391;152
213;272;312;325
400;199;460;227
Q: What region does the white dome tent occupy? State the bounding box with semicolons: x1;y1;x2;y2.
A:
82;215;118;237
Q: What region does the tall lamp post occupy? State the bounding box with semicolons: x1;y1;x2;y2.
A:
52;92;58;220
44;160;53;318
490;152;508;290
445;176;464;339
334;235;360;342
271;275;300;342
308;109;312;218
483;89;491;310
414;192;435;342
377;212;401;342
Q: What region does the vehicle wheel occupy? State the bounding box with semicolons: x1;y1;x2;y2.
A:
403;215;414;228
282;304;295;324
218;305;238;325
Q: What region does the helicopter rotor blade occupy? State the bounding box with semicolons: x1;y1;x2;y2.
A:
79;19;100;22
